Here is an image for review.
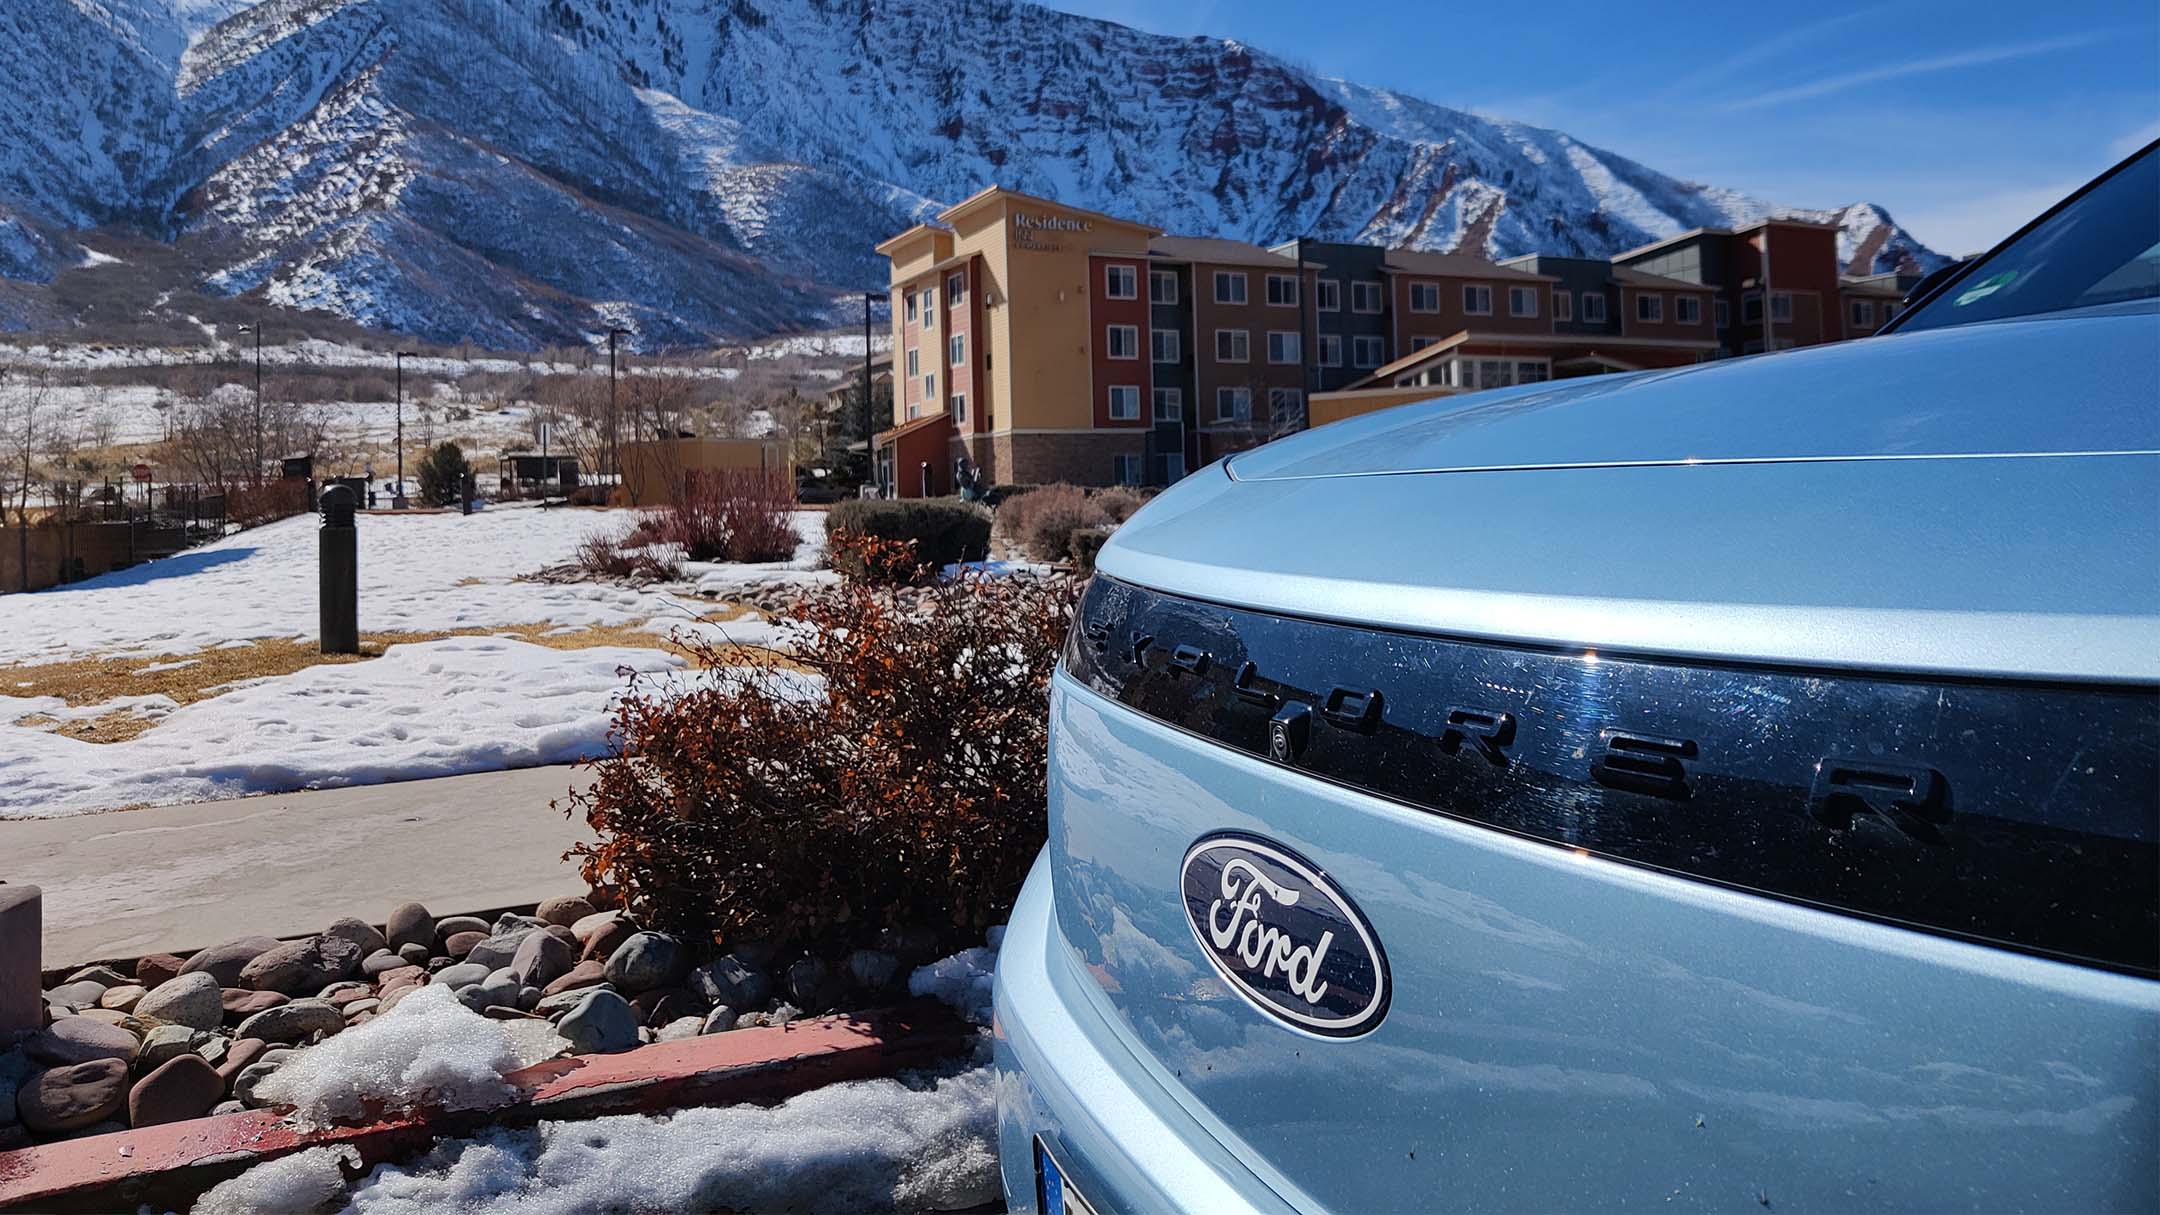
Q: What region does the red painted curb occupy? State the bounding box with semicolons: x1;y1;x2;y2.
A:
0;1001;972;1213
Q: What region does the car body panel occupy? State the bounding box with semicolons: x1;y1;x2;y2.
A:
1019;672;2159;1213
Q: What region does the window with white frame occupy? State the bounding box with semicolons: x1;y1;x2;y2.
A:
1268;387;1303;418
921;287;936;316
1107;385;1141;420
1714;299;1731;330
1266;274;1299;307
1553;290;1573;322
1157;451;1187;483
1676;296;1701;324
1850;299;1874;326
1409;282;1441;312
1113;453;1144;485
946;271;966;305
1508;285;1538;318
1516;361;1549;384
905;348;919;377
1106;324;1140;360
1462;284;1492;315
1351;281;1385;313
1153;387;1182;421
1105;265;1138;299
1215;386;1251;421
1771;292;1794;322
1318;334;1342;367
950;391;967;424
1266;331;1300;364
904;292;917;323
1215;328;1249;362
1213;271;1247;304
923;373;936;402
1635;293;1663;323
949;333;965;365
1150;270;1178;304
907;397;920;419
1580;291;1608;323
1151;328;1180;363
1316;279;1341;311
1352;335;1385;367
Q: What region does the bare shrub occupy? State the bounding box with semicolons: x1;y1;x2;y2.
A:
1015;486;1110;563
575;528;684;581
227;479;307;528
1091;485;1147;523
634;469;799;563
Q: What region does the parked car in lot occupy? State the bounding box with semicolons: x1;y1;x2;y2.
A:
995;144;2159;1213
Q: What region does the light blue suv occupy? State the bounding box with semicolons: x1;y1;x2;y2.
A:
994;146;2159;1212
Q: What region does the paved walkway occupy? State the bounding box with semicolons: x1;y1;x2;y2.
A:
2;765;595;965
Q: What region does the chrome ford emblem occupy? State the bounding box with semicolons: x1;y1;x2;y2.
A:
1180;833;1389;1038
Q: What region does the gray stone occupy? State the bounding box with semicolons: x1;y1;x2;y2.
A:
236;999;346;1044
785;957;831;1008
556;990;641;1055
515;986;542;1012
239;936;362;995
605;932;688;995
194;1035;231;1068
178;936;281;987
879;925;942;966
846;949;903;993
509;930;576;988
435;962;492;990
476;968;521;1009
361;950;407;978
0;1049;35;1125
65;965;128;987
687;956;771;1009
46;980;108;1009
768;1002;803;1026
232;1059;284;1107
135;972;223;1031
97;984;147;1013
465;930;535;972
492;913;549;936
534;989;598;1019
137;1024;205;1072
16;1058;129;1132
212;1100;245;1116
657;1016;704;1042
318;981;371;1002
456;986;492;1013
340;999;380;1020
700;1006;738;1034
320;917;389;959
397;943;433;966
535;896;597;927
433;915;489;943
25;1016;137;1067
385;902;436;953
727;939;779;971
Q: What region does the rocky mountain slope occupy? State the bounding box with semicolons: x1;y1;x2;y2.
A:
0;0;1946;350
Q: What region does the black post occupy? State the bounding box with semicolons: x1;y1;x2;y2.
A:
394;353;406;509
1297;239;1314;423
319;484;359;655
460;472;475;516
862;291;875;481
919;460;930;499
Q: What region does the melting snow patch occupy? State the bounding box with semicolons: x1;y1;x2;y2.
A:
908;930;1001;1026
191;1145;362;1215
254;984;523;1128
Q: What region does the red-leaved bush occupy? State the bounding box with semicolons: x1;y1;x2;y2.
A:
631;468;799;563
567;534;1078;953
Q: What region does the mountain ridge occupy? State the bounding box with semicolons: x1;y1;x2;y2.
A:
0;0;1947;350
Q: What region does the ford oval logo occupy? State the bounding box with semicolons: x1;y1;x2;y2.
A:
1180;833;1390;1038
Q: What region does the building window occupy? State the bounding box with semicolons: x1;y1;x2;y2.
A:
951;391;967;424
1771;292;1794;322
1151;328;1180;364
1409;336;1438;352
1635;293;1663;323
907;398;920;420
1108;385;1141;420
1266;331;1300;364
1268;387;1304;419
1508;285;1538;318
1215;328;1250;362
1352;335;1385;367
1714;299;1730;330
1553;290;1573;322
1214;271;1248;304
1580;292;1608;323
949;333;965;365
921;287;936;316
1113;454;1144;485
924;373;936;402
1462;284;1492;315
904;292;917;323
1105;265;1138;299
1106;324;1140;360
1410;282;1442;312
1318;334;1342;367
1351;281;1385;313
1676;296;1701;325
1266;274;1299;307
1516;361;1549;384
946;271;966;305
1153;387;1182;421
905;348;919;377
1316;279;1341;311
1215;386;1252;422
1743;292;1763;323
1157;451;1187;483
1150;269;1178;304
1883;302;1899;321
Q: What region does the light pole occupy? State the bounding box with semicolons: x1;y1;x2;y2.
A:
606;327;631;485
236;321;263;485
394;351;419;508
861;291;875;484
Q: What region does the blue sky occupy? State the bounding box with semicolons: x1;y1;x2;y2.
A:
1050;0;2159;256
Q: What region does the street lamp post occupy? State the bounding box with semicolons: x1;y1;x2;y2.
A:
862;291;875;484
606;327;631;485
237;321;263;485
394;350;419;508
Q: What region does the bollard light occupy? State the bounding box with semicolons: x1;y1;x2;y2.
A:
320;484;360;655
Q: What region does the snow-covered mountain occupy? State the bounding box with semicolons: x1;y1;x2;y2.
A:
0;0;1947;350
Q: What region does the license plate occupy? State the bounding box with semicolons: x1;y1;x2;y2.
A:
1037;1138;1099;1215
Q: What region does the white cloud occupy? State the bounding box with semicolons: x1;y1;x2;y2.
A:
1726;34;2104;111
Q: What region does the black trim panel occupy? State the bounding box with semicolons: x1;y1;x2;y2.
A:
1065;577;2160;977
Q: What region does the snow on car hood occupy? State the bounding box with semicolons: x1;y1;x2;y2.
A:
1228;304;2160;481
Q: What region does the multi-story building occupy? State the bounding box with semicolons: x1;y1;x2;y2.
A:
1268;239;1393;393
1611;218;1852;355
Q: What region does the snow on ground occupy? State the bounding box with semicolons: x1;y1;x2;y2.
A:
0;637;685;815
258;984;524;1127
681;509;837;598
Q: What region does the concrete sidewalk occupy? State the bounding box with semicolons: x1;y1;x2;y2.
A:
1;765;595;965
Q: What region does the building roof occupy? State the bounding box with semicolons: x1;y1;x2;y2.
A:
936;185;1161;235
1609;216;1844;264
1609;265;1716;292
1350;327;1721;388
872;411;953;445
1146;235;1307;269
1839;276;1906;298
872;222;949;257
1381;249;1553;282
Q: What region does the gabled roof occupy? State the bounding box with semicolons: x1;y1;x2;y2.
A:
936;185;1160;235
1610;216;1843;264
1146;235;1307;269
872;411;954;445
873;222;950;257
1381;249;1553;282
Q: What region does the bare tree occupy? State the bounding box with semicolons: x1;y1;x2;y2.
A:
0;365;57;526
